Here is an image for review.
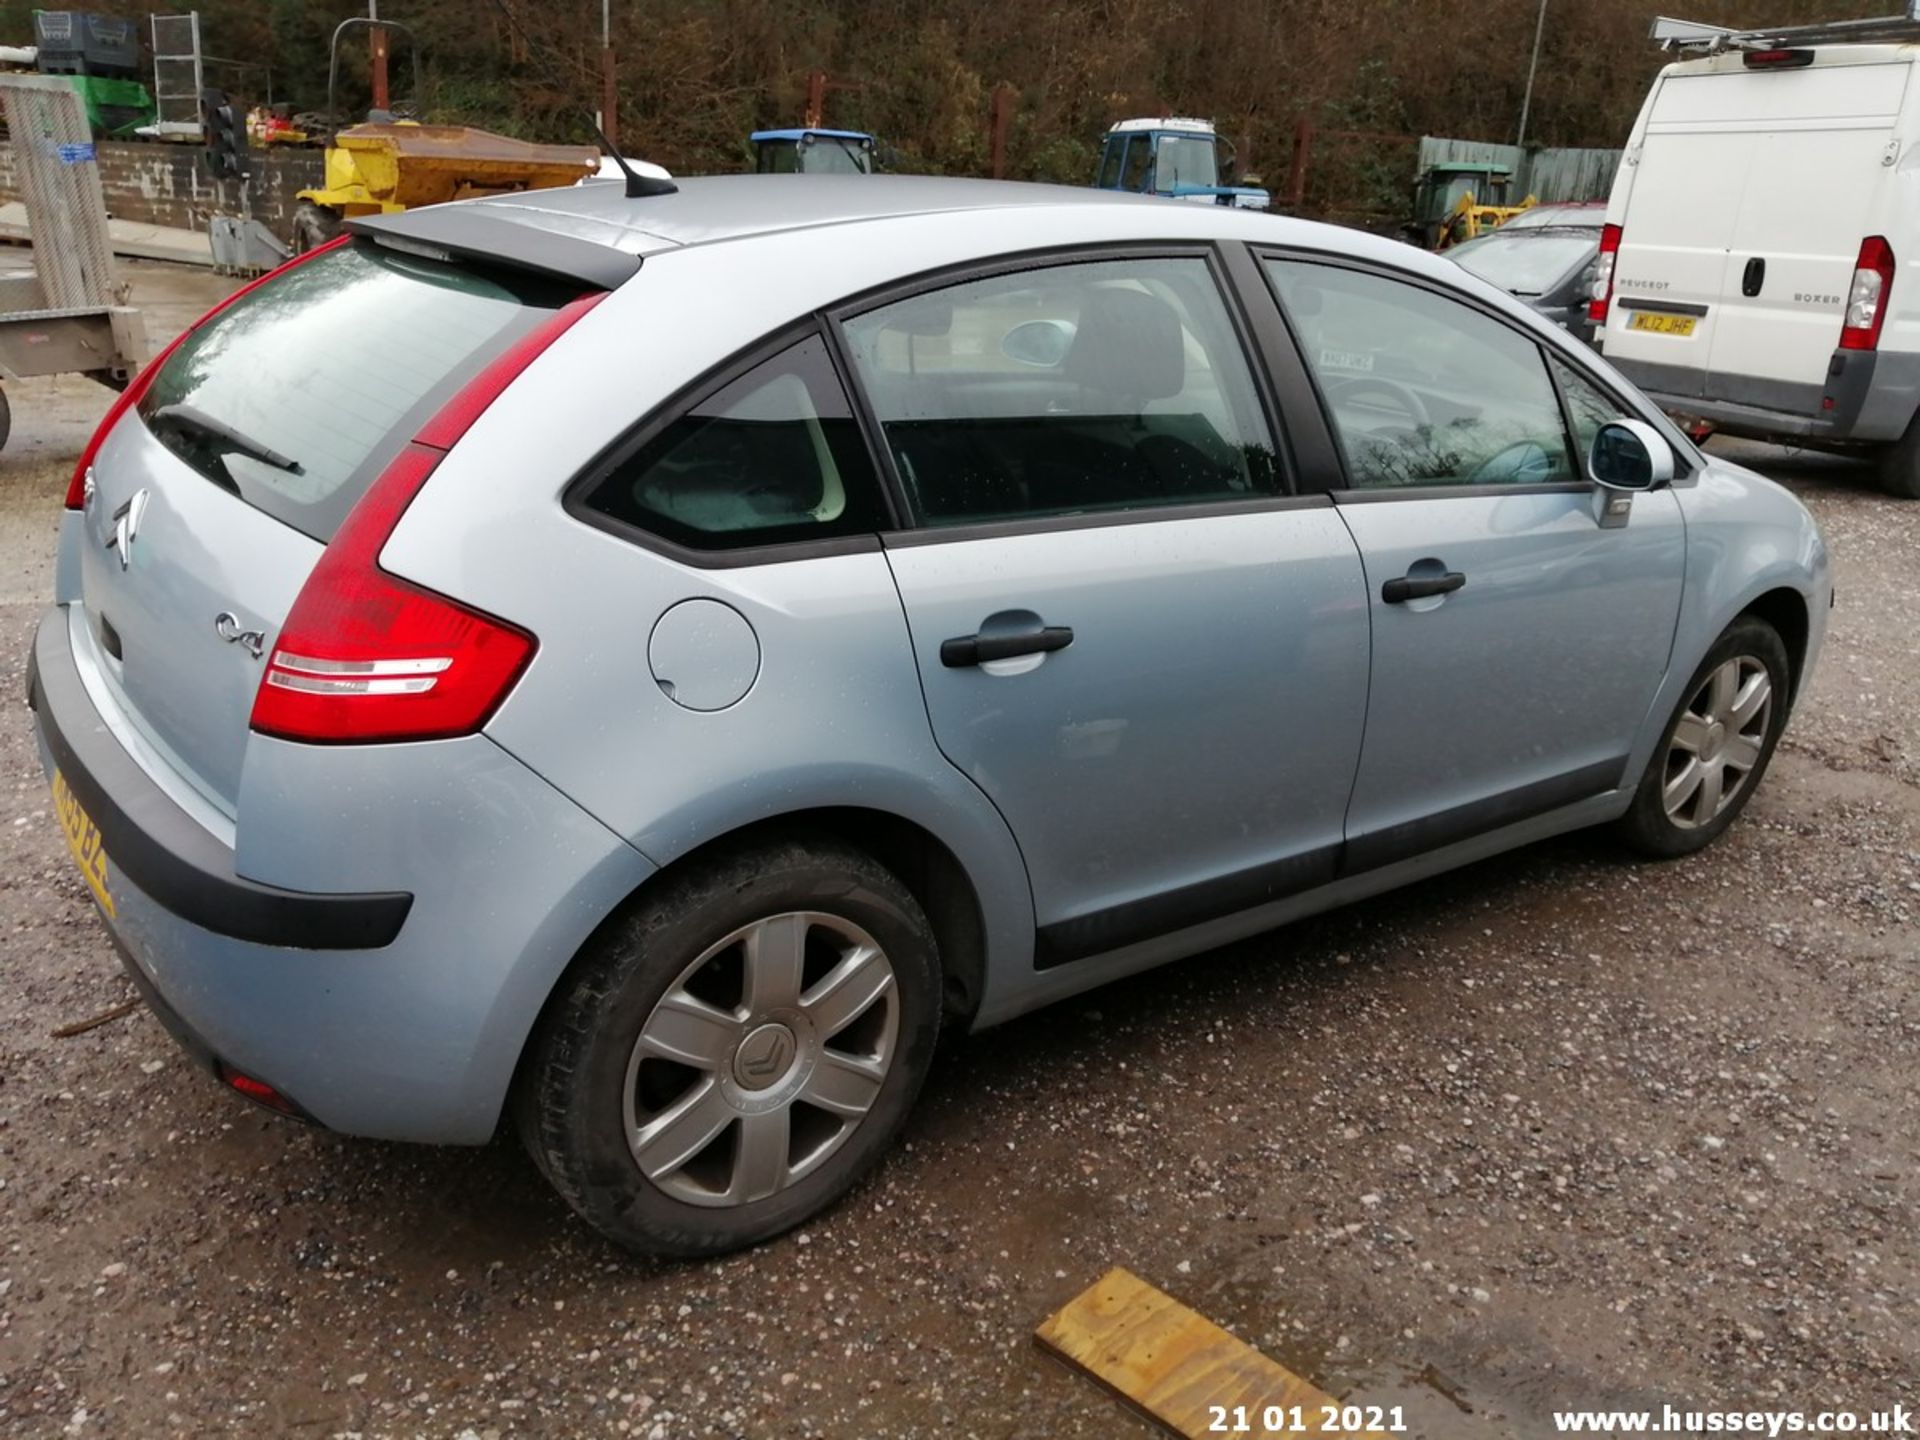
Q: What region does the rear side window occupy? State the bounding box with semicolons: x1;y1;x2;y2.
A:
841;256;1279;527
139;242;571;542
576;333;887;551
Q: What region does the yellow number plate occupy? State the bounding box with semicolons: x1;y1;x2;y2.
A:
1629;310;1699;337
52;769;115;918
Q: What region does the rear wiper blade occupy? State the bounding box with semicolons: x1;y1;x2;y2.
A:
148;403;304;476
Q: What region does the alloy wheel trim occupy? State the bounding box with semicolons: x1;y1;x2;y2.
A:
621;910;899;1209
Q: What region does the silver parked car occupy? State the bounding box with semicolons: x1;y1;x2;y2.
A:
29;176;1830;1255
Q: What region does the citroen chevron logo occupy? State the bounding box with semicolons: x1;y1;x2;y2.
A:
105;488;149;571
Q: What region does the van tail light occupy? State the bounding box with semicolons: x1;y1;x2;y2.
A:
1588;223;1622;326
1840;236;1894;351
249;291;604;745
65;236;349;509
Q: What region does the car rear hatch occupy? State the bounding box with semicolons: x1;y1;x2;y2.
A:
72;239;585;817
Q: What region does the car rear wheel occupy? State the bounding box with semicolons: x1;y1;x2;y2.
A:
517;838;940;1257
1614;616;1791;858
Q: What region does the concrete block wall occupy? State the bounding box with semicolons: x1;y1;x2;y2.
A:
0;139;323;239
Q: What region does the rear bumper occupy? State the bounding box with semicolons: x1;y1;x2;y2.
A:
27;604;655;1144
29;608;412;948
1609;348;1920;445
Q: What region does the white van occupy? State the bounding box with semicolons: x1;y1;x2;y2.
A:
1594;30;1920;496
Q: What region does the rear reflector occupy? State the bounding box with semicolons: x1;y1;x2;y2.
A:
1588;223;1622;326
65;236;349;510
1840;235;1894;351
217;1063;302;1116
248;291;605;745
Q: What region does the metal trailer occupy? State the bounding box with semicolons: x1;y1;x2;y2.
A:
0;73;148;451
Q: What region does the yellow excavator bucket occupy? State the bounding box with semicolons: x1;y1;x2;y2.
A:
297;123;599;217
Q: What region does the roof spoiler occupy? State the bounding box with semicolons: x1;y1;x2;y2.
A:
1653;6;1920;53
345;206;643;291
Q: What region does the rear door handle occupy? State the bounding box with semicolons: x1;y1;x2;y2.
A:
940;624;1074;667
1742;256;1766;297
1381;571;1466;604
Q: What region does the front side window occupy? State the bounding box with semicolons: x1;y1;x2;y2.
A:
577;333;886;551
1121;136;1152;192
841;256;1279;526
1266;258;1578;490
1553;357;1628;474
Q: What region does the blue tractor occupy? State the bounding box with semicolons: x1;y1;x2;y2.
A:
1092;117;1269;209
751;128;876;175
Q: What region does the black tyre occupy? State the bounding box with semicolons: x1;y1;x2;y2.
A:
289;201;343;255
1877;411;1920;498
1614;616;1791;858
517;838;940;1257
0;384;11;453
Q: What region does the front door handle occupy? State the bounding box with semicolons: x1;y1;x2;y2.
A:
1381;570;1466;604
940;624;1074;667
1742;256;1766;297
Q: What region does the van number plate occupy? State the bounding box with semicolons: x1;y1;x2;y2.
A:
1628;311;1697;337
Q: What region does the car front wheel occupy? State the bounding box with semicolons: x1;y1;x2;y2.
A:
1614;615;1791;858
517;838;940;1257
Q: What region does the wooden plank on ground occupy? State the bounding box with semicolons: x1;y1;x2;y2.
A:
1035;1267;1388;1439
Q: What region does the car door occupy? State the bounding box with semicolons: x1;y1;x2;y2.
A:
1260;254;1686;872
837;250;1372;966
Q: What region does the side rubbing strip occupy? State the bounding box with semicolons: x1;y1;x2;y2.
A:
1340;757;1628;877
1034;844;1342;970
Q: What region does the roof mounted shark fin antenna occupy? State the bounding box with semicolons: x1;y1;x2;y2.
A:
592;121;677;198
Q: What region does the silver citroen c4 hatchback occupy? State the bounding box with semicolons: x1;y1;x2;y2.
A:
29;175;1830;1255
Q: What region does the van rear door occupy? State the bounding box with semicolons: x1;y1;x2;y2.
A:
1705;58;1910;400
1601;72;1763;392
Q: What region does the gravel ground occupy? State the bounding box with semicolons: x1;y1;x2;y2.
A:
0;264;1915;1437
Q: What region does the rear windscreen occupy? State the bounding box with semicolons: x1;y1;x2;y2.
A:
1451;233;1598;296
138;241;572;542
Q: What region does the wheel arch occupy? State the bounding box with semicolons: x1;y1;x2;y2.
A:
502;801;1011;1134
1738;585;1811;703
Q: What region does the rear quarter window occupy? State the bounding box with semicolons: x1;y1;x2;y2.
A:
138;242;574;542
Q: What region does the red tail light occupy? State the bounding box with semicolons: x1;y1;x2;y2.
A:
1840;236;1894;352
1588;223;1622;327
65;237;348;509
248;291;604;745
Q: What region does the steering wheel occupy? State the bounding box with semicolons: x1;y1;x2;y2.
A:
1324;375;1432;430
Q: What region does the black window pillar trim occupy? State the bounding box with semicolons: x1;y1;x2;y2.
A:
1216;240;1347;494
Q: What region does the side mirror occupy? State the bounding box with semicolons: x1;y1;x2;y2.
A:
1587;418;1675;493
1001;318;1076;368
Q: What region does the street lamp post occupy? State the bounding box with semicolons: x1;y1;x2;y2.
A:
1516;0;1548;151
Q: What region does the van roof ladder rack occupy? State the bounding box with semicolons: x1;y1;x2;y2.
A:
1652;5;1920;54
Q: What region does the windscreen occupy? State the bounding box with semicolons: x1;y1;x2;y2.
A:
138;241;571;542
1450;232;1597;296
